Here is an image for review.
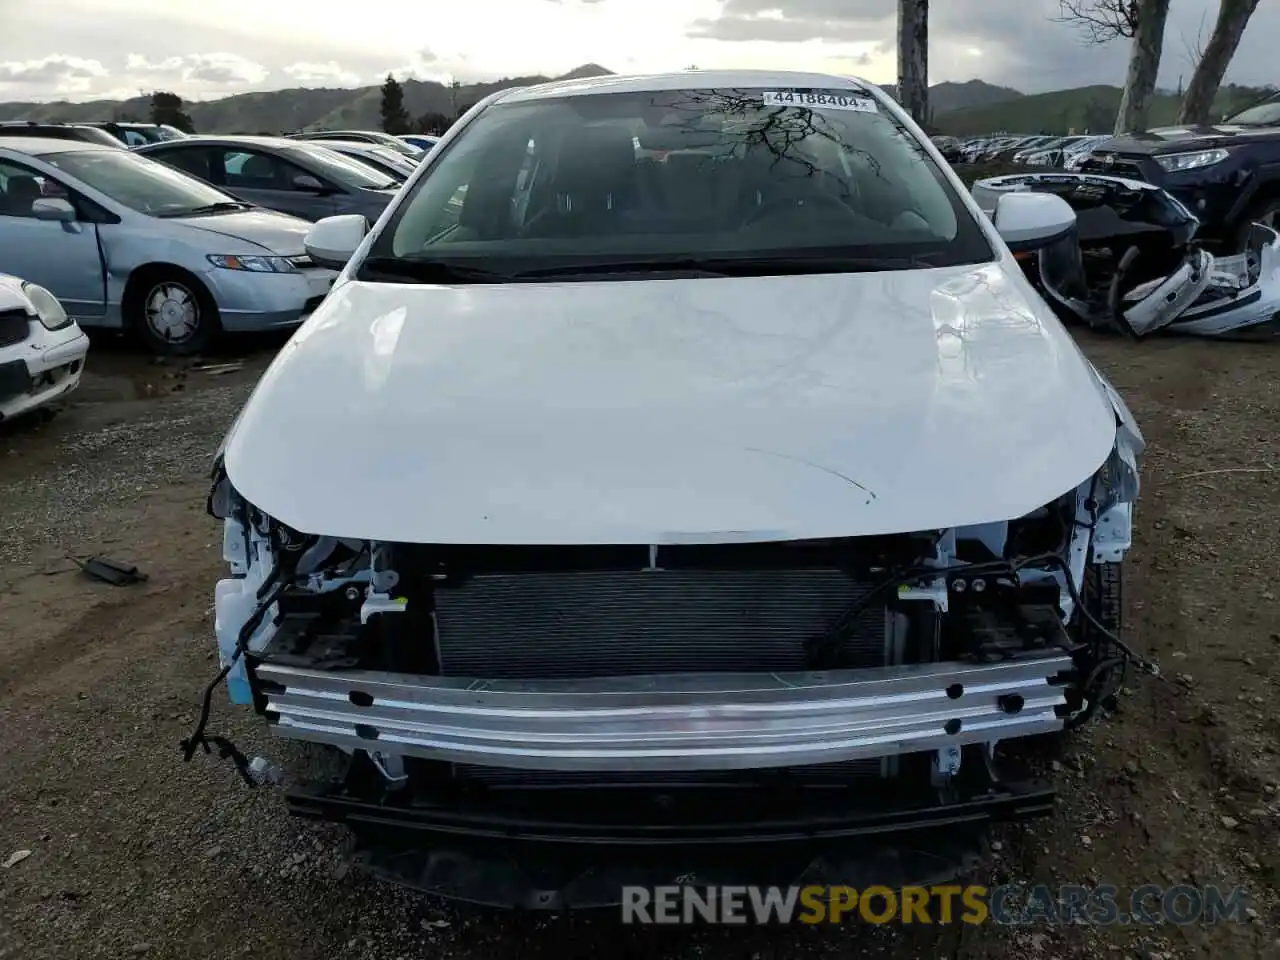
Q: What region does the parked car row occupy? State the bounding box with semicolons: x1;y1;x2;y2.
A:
0;120;189;149
289;129;426;160
0;134;377;368
939;133;1109;169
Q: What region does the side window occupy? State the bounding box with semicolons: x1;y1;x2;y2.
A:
156;147;218;185
0;158;76;219
221;150;317;192
124;130;148;147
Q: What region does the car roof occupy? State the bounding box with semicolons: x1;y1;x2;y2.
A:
0;135;118;156
309;139;396;153
139;134;299;149
494;70;873;105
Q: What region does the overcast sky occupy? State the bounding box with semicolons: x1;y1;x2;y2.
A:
0;0;1277;103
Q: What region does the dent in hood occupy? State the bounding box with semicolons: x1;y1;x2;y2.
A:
223;265;1119;545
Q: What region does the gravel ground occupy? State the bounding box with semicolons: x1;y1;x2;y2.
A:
1;331;1278;960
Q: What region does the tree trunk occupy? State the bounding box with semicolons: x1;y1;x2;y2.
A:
1177;0;1263;125
897;0;929;127
1114;0;1171;135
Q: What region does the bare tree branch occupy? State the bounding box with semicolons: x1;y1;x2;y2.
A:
1178;0;1264;125
1180;10;1209;72
1053;0;1141;44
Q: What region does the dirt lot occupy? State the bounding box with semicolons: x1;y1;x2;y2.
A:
1;330;1278;960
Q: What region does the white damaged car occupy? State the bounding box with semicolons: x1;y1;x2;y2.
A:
0;273;89;422
192;71;1151;906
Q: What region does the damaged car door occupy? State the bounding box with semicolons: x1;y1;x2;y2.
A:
0;156;105;322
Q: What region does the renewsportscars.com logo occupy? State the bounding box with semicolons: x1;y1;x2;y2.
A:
621;884;1252;926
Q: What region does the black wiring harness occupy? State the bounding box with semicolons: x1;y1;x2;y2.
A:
180;569;287;786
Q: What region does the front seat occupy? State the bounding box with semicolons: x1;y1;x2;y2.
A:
537;127;639;238
239;154;279;187
2;175;43;216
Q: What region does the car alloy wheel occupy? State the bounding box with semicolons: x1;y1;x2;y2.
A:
144;281;202;344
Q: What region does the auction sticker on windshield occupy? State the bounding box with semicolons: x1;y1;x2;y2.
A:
761;91;878;112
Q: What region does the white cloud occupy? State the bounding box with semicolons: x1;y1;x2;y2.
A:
0;0;1276;103
282;61;362;86
125;52;269;88
0;55;107;94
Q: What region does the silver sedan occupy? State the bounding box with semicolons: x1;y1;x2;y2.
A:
0;136;338;355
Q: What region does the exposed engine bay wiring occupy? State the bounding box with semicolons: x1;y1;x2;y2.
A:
180;571;286;785
809;549;1158;679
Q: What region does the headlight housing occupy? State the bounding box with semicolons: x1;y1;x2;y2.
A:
207;254;298;274
1154;148;1229;173
20;282;72;331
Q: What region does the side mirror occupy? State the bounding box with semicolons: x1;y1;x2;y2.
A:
32;197;77;222
304;214;369;269
992;192;1076;251
292;173;327;193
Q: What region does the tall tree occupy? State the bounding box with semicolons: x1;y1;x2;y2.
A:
1177;0;1263;125
1056;0;1172;135
897;0;929;127
416;111;450;135
149;91;194;133
1113;0;1172;134
380;74;411;135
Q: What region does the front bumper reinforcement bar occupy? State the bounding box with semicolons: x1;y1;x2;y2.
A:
256;652;1072;772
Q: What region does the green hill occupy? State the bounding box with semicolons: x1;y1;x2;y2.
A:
0;69;1271;137
0;64;617;133
934;82;1272;136
0;71;1022;135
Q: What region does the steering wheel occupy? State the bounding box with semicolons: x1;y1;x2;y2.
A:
741;193;857;228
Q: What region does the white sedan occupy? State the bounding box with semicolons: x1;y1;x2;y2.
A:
194;69;1149;906
0;273;89;422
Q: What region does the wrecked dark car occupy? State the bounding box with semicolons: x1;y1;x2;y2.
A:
973;172;1280;339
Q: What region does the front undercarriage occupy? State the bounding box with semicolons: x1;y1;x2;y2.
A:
192;440;1147;906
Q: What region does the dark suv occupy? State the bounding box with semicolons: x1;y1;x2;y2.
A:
1080;91;1280;250
0;121;125;149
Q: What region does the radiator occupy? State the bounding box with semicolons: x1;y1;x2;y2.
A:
433;567;889;681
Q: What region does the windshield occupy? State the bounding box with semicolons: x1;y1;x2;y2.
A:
43;148;237;216
286;144;397;190
155;125;188;141
364;86;992;279
1228;94;1280;127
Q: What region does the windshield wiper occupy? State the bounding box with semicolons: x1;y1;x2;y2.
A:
157;201;251;218
359;256;514;284
512;254;937;280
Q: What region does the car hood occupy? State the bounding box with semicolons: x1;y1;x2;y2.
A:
222;263;1119;545
1097;123;1280;155
180;209;313;256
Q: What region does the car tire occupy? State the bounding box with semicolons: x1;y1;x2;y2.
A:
1064;560;1125;731
125;268;220;356
1233;194;1280;252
